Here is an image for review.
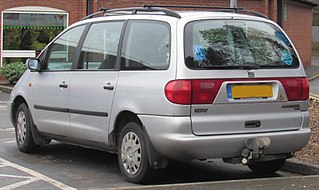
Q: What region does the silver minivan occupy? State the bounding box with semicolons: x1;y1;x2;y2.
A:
8;5;310;183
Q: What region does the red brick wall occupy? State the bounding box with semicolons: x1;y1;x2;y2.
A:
284;0;313;66
0;0;86;25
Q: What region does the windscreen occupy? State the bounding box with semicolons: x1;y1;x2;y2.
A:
184;20;299;69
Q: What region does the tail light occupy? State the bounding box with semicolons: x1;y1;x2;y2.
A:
165;77;309;105
165;80;191;105
279;77;309;101
165;80;223;105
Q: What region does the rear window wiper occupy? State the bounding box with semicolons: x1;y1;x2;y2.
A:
237;64;260;70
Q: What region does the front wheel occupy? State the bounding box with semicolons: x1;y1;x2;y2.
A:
118;122;154;184
15;103;39;153
248;158;286;174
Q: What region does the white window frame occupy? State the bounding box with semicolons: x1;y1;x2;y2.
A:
1;6;69;66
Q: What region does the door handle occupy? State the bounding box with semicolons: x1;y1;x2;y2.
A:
103;82;114;90
59;82;68;88
103;85;114;90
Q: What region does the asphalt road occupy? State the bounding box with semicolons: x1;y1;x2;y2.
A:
0;91;301;190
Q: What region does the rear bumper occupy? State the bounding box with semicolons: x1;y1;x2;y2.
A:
139;112;310;160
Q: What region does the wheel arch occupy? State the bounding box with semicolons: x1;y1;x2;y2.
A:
109;110;141;146
110;110;169;170
11;95;49;146
11;95;28;126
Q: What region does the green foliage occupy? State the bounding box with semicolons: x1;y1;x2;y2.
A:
0;62;27;84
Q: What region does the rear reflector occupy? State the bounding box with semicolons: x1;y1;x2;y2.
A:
191;80;224;104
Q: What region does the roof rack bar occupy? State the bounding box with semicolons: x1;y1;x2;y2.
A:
81;6;181;20
143;4;268;19
143;4;243;11
104;7;181;18
145;7;181;18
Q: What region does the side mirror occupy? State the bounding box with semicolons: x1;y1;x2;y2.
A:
26;58;41;72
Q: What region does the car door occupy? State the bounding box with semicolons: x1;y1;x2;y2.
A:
68;21;124;143
31;25;86;135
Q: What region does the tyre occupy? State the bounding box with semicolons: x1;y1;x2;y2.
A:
118;122;154;184
248;158;286;174
15;103;39;153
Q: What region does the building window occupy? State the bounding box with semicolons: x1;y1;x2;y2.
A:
1;7;68;66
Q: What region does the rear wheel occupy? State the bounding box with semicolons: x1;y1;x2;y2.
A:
248;159;286;174
118;122;154;183
15;103;39;153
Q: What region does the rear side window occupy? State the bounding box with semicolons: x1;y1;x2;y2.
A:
121;20;170;70
184;20;299;69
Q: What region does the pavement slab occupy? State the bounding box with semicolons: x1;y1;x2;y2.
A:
117;175;319;190
310;77;319;95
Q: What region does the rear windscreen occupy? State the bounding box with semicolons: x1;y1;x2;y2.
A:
184;20;299;69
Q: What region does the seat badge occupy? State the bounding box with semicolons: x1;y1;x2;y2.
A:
247;70;255;78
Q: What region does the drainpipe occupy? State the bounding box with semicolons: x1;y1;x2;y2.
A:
277;0;284;27
86;0;92;16
230;0;237;8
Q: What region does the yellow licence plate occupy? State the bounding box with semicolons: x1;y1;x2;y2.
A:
229;84;273;99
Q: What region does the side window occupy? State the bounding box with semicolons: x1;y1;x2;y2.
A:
81;22;124;70
46;25;85;71
121;21;170;70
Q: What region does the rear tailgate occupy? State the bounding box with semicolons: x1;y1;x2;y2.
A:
190;77;308;135
181;18;309;136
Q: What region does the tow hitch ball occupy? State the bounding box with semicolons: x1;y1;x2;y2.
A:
241;137;271;165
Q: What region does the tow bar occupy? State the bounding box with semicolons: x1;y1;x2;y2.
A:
241;137;271;165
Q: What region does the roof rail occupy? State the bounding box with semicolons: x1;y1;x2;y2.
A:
81;6;181;20
235;9;268;19
81;5;268;21
81;7;109;20
143;4;268;19
143;4;242;11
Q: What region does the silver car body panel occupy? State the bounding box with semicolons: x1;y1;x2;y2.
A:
31;72;72;135
68;71;119;143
